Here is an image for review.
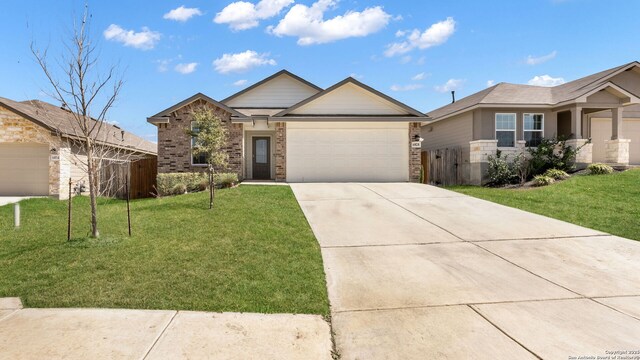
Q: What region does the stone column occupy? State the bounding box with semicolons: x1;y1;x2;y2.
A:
275;122;286;181
55;147;71;200
469;140;498;185
605;139;630;165
565;139;593;169
409;122;422;183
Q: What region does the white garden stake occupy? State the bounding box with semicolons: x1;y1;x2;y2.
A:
14;203;20;228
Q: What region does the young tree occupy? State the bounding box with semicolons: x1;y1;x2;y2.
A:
187;106;229;209
31;5;129;238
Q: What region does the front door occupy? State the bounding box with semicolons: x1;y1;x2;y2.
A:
252;137;271;179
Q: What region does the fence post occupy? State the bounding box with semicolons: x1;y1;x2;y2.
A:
14;203;20;228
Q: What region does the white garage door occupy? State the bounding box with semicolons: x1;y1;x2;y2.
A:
591;118;640;164
0;143;49;195
286;122;409;182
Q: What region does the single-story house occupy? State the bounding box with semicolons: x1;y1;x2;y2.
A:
0;97;157;199
423;61;640;184
147;70;426;182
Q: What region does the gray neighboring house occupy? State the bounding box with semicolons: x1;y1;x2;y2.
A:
423;61;640;184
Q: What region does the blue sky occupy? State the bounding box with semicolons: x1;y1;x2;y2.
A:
1;0;639;142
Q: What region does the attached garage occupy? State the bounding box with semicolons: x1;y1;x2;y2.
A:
591;118;640;164
286;122;409;182
0;143;49;195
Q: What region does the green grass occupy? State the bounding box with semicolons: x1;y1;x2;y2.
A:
448;169;640;241
0;186;329;315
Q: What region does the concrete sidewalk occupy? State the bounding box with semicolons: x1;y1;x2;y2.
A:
0;298;332;360
292;182;640;359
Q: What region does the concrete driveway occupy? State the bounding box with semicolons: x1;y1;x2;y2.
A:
291;183;640;359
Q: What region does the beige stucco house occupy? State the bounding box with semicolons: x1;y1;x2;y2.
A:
0;97;157;199
148;70;426;183
423;61;640;184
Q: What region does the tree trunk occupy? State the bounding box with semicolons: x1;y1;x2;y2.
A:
86;141;100;238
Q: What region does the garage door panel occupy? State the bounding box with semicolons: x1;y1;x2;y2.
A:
286;123;409;182
0;143;49;196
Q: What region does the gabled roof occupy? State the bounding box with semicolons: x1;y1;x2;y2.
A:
221;70;323;105
428;61;640;121
0;96;157;154
274;77;426;117
148;92;246;122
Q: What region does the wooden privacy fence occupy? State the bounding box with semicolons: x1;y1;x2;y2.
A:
99;157;157;199
422;148;464;186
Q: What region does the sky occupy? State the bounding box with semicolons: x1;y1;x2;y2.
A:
1;0;639;142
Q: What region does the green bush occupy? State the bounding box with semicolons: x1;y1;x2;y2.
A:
214;173;238;188
588;163;614;175
527;137;589;176
487;151;517;186
544;168;569;180
157;172;207;196
171;183;187;195
156;172;239;196
533;175;555;187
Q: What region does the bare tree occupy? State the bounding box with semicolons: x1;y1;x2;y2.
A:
30;5;140;238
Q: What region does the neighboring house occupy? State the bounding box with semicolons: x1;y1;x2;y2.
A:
423;61;640;184
0;97;157;198
148;70;426;182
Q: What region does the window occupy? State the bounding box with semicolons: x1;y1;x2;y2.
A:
191;122;207;165
495;113;516;147
524;113;544;147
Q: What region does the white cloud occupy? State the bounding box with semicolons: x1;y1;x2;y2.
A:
213;50;276;74
233;79;248;86
214;0;294;30
268;0;391;45
164;6;203;22
486;80;495;87
390;84;423;92
399;55;412;64
175;62;198;74
350;73;364;79
385;17;455;57
156;59;171;72
525;50;557;65
527;75;565;87
103;24;161;50
434;78;464;93
412;72;426;81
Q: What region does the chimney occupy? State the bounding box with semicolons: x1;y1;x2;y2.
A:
451;91;456;103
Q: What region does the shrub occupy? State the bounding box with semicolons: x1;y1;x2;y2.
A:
588;163;614;175
544;168;569;180
528;137;590;176
214;172;238;188
171;183;187;195
487;151;517;186
512;152;530;185
533;175;555;187
156;172;207;196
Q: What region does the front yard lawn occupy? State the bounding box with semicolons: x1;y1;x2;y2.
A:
0;186;329;315
448;169;640;241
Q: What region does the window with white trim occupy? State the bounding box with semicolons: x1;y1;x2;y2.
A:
191;122;207;165
523;113;544;147
495;113;516;147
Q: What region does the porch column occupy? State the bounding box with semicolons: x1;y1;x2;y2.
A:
611;107;623;140
275;122;286;181
605;106;630;166
570;106;583;139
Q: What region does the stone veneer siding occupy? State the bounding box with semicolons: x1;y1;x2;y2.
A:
409;122;422;182
275;122;286;181
0;106;67;199
157;100;243;178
